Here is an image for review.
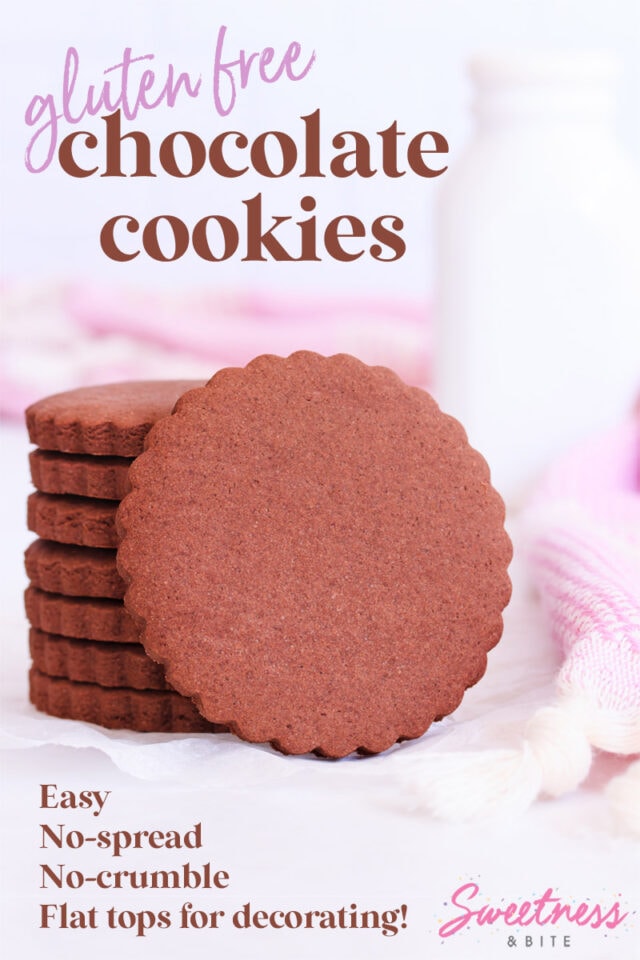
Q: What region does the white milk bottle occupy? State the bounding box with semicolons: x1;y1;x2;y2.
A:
434;53;640;505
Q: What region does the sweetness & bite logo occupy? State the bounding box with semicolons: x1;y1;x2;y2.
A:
437;880;632;950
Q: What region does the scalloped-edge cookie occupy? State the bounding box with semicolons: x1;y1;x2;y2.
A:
117;351;512;758
25;539;125;599
28;492;119;548
29;628;168;690
29;666;226;733
29;449;132;500
26;380;204;456
25;586;137;643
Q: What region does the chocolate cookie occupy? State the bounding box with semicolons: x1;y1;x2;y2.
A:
29;628;168;690
29;667;225;733
25;586;137;643
29;449;132;500
25;540;125;599
26;380;204;456
117;351;512;758
28;492;119;548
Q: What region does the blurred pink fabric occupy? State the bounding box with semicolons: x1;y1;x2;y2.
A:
0;282;431;418
526;415;640;754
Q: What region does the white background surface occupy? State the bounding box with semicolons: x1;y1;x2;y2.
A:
2;2;640;957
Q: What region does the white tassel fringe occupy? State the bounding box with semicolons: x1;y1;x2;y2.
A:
400;696;640;831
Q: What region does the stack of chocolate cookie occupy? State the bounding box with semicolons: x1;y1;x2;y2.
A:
23;356;513;757
24;380;223;733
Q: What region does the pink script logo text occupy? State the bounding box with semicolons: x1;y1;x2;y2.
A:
438;882;628;938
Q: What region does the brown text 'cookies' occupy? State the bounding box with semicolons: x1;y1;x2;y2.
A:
117;352;512;758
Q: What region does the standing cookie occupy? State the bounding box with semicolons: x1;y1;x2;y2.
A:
117;352;512;758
